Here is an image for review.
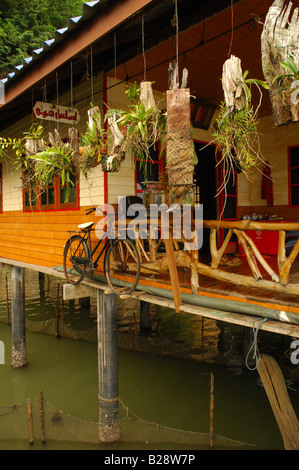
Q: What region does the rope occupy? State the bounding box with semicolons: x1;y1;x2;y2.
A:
245;310;275;371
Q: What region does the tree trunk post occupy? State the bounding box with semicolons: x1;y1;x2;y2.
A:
11;266;27;369
97;289;120;443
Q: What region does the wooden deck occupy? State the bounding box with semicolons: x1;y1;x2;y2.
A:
1;254;299;339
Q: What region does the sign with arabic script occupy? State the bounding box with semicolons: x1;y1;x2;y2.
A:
33;101;80;125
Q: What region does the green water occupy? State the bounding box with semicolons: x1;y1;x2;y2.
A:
0;268;298;450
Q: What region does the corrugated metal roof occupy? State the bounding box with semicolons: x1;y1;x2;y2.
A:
1;0;108;85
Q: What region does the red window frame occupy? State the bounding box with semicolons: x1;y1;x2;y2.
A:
288;145;299;207
23;176;79;212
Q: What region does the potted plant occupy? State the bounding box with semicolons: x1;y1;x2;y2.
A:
79;106;107;177
213;57;269;186
104;81;166;177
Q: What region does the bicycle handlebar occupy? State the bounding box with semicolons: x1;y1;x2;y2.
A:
85;207;108;217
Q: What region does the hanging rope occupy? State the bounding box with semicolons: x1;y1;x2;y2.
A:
56;71;59;131
114;32;117;109
142;16;146;81
70;60;74;109
228;0;234;57
175;0;179;81
245;311;275;371
90;47;94;106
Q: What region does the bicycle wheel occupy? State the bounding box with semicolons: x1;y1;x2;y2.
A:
63;235;89;285
104;239;141;294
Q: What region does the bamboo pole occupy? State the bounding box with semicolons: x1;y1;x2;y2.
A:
241;231;280;283
279;238;299;286
233;229;262;281
27;399;33;446
40;390;46;445
210;229;232;269
209;373;214;450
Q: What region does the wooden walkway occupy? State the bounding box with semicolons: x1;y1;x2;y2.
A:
1;255;299;339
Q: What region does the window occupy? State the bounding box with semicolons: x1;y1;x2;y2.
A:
23;176;79;211
0;163;2;213
289;145;299;206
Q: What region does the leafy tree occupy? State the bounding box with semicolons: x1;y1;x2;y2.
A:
0;0;86;75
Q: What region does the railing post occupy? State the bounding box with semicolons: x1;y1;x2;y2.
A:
97;289;120;443
11;266;27;369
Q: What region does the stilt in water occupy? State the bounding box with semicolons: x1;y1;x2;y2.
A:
97;290;120;443
11;266;27;368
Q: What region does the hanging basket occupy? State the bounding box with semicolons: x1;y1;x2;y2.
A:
101;154;122;173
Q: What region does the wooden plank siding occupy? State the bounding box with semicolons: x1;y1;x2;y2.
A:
0;208;106;269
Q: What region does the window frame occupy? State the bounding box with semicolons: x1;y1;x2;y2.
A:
288;145;299;207
23;176;79;212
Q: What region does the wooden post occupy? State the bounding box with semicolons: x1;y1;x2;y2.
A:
39;390;46;445
11;266;27;369
209;372;214;450
97;289;120;443
27;399;33;446
257;354;299;450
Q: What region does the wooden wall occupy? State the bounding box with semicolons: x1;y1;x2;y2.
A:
0;74;298;271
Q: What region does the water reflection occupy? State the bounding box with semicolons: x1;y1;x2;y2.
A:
0;266;298;450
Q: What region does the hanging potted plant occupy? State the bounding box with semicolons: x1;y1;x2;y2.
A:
0;124;78;202
212;56;269;190
79;106;107;177
104;81;166;177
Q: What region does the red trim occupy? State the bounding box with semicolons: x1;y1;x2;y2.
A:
103;73;108;204
22;177;80;212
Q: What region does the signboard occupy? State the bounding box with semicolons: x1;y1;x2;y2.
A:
33;101;80;125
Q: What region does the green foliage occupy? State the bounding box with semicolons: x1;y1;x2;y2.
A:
213;102;262;176
105;82;166;168
272;57;299;89
242;70;269;103
79;107;107;177
0;124;76;201
213;70;268;186
30;145;75;201
0;0;86;74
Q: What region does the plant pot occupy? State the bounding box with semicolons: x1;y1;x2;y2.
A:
101;155;121;173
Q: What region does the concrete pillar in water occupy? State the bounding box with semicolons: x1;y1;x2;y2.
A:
97;289;120;443
11;266;27;368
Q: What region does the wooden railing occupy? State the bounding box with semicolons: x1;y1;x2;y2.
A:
131;219;299;296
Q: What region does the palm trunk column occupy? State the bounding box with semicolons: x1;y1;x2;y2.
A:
97;289;120;443
11;266;27;368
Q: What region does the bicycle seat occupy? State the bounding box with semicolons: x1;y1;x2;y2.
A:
78;222;94;230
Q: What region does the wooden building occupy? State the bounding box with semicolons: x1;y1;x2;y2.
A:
1;0;299;447
0;0;299;327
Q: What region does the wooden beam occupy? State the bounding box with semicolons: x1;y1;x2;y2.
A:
257;354;299;450
63;283;96;301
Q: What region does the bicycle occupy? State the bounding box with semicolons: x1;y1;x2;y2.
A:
63;207;141;295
